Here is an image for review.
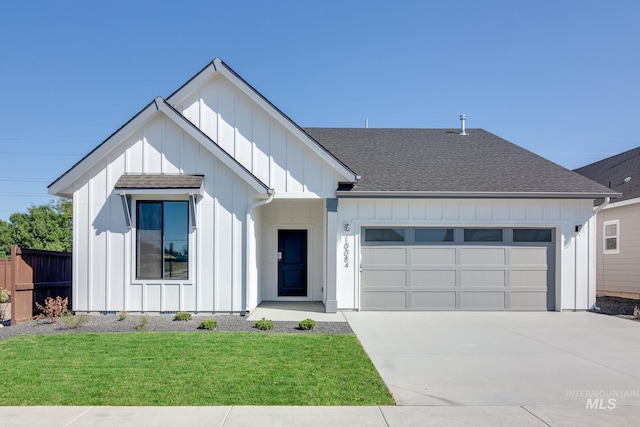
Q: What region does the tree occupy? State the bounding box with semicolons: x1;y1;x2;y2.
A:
0;199;72;258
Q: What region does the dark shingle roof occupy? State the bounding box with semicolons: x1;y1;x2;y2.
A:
574;146;640;203
304;128;616;197
115;174;204;189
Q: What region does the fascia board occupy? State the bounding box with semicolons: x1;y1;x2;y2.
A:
602;196;640;210
156;98;270;195
166;61;218;104
337;191;622;199
48;100;158;197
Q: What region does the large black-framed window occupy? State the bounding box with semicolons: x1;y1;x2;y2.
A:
136;201;189;279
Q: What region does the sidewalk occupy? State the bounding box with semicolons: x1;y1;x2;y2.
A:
0;405;636;427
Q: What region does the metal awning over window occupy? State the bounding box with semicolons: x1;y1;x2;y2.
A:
115;174;203;229
115;174;204;191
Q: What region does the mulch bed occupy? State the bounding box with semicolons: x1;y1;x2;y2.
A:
592;296;640;322
0;313;352;341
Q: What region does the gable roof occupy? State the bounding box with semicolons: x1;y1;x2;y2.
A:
167;58;358;183
305;128;618;199
574;146;640;203
48;97;270;198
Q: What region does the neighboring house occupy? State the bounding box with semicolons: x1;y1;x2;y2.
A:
575;148;640;299
48;59;616;313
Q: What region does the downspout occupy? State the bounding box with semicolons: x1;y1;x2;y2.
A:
588;197;610;310
245;190;275;313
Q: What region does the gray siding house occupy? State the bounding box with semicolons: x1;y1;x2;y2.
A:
576;148;640;299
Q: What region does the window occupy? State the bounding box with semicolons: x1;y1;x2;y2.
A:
513;228;553;243
603;220;619;254
415;228;454;243
364;228;405;242
137;201;189;279
463;228;503;242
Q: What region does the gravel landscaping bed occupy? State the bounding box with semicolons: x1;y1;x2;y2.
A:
592;295;640;322
0;314;352;341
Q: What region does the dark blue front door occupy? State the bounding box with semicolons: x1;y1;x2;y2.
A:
278;230;307;297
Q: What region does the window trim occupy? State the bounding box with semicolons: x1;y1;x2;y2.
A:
603;219;620;254
131;197;194;283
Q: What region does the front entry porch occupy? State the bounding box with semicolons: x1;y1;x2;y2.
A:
247;301;347;322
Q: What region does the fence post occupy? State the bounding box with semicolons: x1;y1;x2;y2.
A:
10;245;17;326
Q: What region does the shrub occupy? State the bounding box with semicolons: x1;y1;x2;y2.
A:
254;318;274;330
0;288;9;303
35;296;68;322
298;318;316;330
60;312;89;329
634;306;640;320
198;319;218;330
117;311;128;321
174;311;192;321
136;315;148;331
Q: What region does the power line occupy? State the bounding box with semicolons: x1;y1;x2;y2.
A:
0;137;97;142
0;193;54;197
0;152;82;157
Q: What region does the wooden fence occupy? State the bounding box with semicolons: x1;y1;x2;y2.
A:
2;246;72;325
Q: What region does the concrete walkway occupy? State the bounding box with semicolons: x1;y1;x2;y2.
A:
246;301;348;322
1;405;637;426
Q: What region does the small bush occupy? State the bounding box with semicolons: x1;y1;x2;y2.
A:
174;311;192;321
60;313;89;329
136;315;148;331
298;318;316;330
0;288;9;303
254;318;274;330
35;296;68;323
117;311;128;321
634;306;640;320
198;319;218;330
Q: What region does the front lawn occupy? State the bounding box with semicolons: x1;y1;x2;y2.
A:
0;332;394;406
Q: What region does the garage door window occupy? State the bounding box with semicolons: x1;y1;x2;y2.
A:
464;228;503;242
364;228;405;242
415;228;454;243
513;228;553;242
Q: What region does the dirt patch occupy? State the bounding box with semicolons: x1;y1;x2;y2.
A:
593;296;640;322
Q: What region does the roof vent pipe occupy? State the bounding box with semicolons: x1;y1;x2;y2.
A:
459;114;468;135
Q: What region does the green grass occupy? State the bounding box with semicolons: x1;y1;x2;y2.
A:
0;333;394;406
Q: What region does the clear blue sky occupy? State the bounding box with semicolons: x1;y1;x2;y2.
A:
1;0;639;221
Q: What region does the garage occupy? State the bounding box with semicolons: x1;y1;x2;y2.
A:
360;227;555;311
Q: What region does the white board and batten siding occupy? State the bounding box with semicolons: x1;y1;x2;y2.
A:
72;113;255;313
175;74;344;197
335;198;597;311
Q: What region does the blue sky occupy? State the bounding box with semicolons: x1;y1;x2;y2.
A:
1;0;639;221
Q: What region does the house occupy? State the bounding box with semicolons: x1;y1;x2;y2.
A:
48;59;617;313
575;148;640;299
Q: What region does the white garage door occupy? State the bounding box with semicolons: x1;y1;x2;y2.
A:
361;227;555;311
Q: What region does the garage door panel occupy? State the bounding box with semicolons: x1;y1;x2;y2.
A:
460;291;506;309
460;270;506;286
411;291;456;309
362;292;407;310
511;270;547;287
362;247;407;265
460;248;506;265
510;291;548;309
361;270;407;287
510;247;548;266
412;270;456;287
410;248;456;265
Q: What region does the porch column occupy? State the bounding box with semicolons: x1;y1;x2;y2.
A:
325;198;339;313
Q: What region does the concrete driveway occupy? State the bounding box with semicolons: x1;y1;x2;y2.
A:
344;311;640;407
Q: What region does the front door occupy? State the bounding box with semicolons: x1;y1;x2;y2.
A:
278;230;308;297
